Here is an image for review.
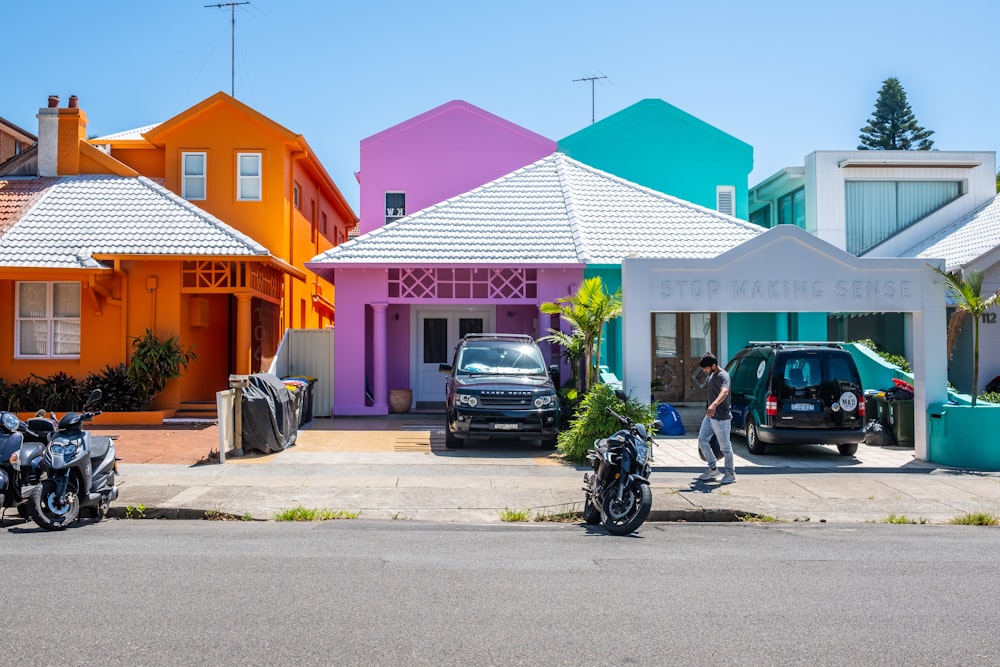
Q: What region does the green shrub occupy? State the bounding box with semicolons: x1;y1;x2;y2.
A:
851;338;911;373
557;383;657;464
1;377;45;413
85;364;144;412
31;371;84;412
979;391;1000;406
127;330;196;409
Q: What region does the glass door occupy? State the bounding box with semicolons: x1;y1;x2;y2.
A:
415;309;490;404
651;312;716;403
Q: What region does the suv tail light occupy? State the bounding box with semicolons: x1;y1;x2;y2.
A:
765;395;778;417
858;397;865;418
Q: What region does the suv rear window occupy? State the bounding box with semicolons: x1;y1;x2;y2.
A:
773;354;859;392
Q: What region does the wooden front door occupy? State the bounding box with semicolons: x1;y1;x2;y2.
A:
651;312;717;404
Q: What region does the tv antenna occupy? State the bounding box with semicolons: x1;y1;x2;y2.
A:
205;1;250;97
573;74;608;124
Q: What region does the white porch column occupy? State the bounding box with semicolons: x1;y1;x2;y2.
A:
912;270;949;461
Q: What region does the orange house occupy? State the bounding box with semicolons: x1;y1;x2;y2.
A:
90;91;356;334
0;94;356;412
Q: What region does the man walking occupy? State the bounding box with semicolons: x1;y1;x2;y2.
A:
697;352;735;484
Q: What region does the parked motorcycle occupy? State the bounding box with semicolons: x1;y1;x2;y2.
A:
0;412;50;522
25;389;119;531
582;402;661;535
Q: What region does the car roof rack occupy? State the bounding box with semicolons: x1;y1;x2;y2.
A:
744;341;845;350
461;333;535;342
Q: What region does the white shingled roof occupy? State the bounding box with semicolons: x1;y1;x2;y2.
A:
308;153;761;268
903;194;1000;271
0;175;269;269
90;123;160;141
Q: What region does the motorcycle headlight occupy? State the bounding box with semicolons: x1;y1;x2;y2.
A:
456;393;479;407
533;395;554;408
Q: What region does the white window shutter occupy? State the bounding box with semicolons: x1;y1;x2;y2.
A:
716;186;736;216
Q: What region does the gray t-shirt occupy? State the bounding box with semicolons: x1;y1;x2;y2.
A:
706;368;732;421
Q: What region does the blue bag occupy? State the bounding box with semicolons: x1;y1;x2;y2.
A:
656;403;685;436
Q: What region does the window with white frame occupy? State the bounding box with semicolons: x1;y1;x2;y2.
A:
15;281;81;358
385;191;406;224
237;152;262;201
182;152;206;200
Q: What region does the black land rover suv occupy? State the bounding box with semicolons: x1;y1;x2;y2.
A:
439;333;560;449
725;342;866;457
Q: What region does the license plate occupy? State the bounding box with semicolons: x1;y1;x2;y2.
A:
790;403;815;412
494;423;519;430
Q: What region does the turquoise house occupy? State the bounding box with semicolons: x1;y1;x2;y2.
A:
558;99;825;403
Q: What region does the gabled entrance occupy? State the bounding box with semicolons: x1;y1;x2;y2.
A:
621;225;947;461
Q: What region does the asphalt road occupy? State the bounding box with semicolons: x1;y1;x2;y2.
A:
2;520;998;666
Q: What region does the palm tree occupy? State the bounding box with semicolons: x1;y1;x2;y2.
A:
540;277;622;391
537;328;585;394
932;267;1000;406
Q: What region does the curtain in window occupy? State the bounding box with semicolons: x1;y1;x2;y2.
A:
846;181;961;255
239;154;261;200
183;153;206;200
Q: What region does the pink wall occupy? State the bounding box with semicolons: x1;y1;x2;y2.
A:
357;101;556;235
333;266;388;414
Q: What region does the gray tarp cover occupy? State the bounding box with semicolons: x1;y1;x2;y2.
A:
241;373;298;453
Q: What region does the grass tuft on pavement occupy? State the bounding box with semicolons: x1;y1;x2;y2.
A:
273;506;360;521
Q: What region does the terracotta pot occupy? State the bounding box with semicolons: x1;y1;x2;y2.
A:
389;389;412;414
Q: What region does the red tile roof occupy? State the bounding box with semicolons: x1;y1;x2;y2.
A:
0;178;57;233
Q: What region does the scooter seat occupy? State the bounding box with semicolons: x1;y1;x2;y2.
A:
90;436;113;460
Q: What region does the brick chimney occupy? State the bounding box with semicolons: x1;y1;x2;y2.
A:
36;94;88;176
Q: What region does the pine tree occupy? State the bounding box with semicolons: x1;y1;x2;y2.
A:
858;77;934;150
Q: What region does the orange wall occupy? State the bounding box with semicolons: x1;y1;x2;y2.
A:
1;261;232;410
111;147;165;179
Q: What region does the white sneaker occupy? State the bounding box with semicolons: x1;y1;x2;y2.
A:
699;468;722;481
720;473;737;484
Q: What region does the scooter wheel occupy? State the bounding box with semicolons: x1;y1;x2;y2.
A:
27;479;79;531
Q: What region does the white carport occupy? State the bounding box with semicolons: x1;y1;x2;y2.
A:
621;225;947;461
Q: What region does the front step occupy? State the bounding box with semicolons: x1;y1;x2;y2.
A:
167;400;218;423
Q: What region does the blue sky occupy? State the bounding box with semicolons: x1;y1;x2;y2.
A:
5;1;999;212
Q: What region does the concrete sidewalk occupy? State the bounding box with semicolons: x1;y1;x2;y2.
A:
95;415;1000;526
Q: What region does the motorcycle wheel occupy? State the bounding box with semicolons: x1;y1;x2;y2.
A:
601;483;652;536
28;478;79;531
582;494;601;524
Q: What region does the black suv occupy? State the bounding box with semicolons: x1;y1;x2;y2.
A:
725;342;866;456
439;333;560;449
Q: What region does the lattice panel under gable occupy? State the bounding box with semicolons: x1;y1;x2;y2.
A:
388;268;537;300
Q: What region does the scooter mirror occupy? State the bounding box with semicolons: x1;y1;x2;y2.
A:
84;388;103;410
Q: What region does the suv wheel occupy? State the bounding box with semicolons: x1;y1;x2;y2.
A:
444;417;463;449
837;443;858;457
746;418;767;455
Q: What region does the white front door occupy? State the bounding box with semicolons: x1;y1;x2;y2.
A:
415;308;492;404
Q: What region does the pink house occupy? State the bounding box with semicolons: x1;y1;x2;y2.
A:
313;102;557;415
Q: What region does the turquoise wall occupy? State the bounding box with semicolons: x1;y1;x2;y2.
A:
584;267;623;378
559;99;754;220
